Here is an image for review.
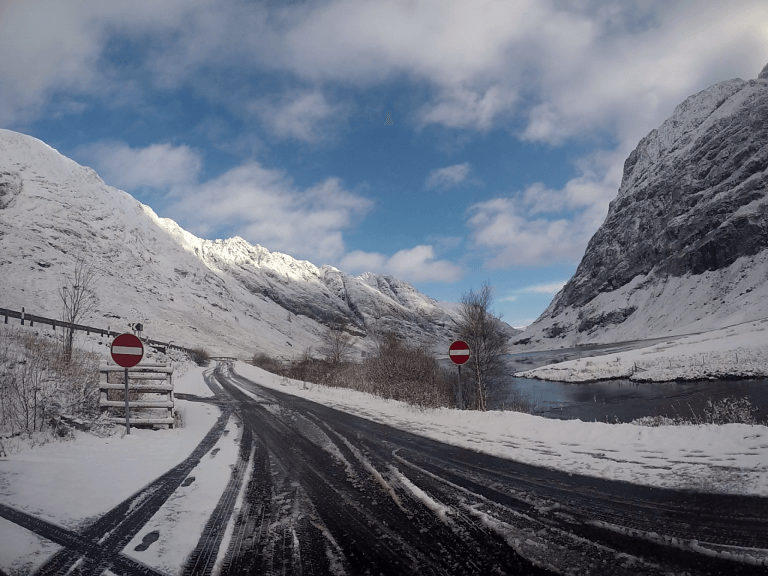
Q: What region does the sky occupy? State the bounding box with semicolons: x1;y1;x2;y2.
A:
1;0;766;328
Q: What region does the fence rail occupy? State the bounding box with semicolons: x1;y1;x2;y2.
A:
99;363;176;428
1;306;195;356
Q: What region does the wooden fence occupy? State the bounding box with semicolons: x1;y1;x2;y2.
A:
99;362;176;428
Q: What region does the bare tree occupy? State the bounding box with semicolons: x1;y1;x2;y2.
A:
456;282;510;411
319;318;357;365
58;253;99;363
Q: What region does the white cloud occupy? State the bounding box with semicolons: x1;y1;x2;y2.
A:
467;148;624;267
3;0;766;143
425;163;472;190
499;295;518;303
164;162;372;263
75;141;203;189
340;245;462;283
249;91;350;143
519;281;567;295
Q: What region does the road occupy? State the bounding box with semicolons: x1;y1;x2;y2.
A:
210;362;768;575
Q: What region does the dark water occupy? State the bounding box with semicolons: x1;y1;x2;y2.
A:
497;377;768;423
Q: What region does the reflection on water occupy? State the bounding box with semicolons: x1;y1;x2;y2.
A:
497;377;768;423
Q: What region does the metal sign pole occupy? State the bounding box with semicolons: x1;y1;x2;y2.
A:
457;365;462;410
124;367;131;434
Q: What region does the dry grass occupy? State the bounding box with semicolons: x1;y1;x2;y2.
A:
0;325;100;437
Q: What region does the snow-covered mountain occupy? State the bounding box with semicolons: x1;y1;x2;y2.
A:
0;129;472;358
516;63;768;350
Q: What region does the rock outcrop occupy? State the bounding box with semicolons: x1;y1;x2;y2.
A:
517;63;768;349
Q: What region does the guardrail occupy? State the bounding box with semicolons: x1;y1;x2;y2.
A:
1;306;195;356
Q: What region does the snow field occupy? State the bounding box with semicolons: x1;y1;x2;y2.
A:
123;415;241;574
0;376;224;574
516;318;768;383
229;362;768;496
0;517;63;576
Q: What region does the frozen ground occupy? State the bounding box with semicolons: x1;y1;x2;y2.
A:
516;317;768;382
229;361;768;497
0;365;233;575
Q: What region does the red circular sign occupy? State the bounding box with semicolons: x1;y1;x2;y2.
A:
111;333;144;368
449;340;470;365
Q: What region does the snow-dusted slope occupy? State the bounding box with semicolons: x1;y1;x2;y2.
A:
515;63;768;350
0;129;467;358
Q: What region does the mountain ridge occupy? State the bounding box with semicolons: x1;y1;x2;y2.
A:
0;129;503;358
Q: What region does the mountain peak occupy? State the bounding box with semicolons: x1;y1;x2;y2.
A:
516;68;768;349
759;62;768;80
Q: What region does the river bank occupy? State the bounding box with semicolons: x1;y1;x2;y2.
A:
514;318;768;383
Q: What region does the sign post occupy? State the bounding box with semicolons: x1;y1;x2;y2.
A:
449;340;470;409
110;333;144;434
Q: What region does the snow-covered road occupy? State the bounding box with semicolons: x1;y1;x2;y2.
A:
212;363;768;574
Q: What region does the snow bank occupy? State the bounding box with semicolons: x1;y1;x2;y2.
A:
516;319;768;382
123;415;240;574
230;362;768;497
0;400;221;529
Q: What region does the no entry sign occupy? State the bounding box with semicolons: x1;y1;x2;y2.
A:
449;340;470;365
111;333;144;368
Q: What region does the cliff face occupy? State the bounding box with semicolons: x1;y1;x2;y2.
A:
518;64;768;349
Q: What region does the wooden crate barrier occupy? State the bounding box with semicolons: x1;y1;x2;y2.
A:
99;362;175;428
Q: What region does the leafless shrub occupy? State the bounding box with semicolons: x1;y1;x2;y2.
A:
0;326;99;436
57;252;99;364
188;347;210;367
253;333;454;410
455;282;511;411
319;318;357;365
631;396;762;426
252;352;284;373
360;332;454;409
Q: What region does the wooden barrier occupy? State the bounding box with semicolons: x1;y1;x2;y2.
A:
99;362;176;428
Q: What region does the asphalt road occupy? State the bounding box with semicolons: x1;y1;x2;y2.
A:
212;363;768;575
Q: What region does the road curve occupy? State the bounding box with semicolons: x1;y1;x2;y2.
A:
213;362;768;575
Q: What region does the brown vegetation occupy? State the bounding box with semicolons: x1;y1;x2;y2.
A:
0;326;100;436
253;332;455;410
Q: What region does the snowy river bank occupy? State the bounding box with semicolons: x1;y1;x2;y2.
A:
498;376;768;424
513;317;768;383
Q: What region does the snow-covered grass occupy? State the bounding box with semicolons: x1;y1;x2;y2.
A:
229;361;768;497
516;318;768;383
0;365;231;575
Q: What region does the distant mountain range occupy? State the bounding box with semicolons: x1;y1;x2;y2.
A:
516;63;768;350
0;129;513;358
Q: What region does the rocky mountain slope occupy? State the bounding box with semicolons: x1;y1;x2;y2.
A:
0;129;481;358
516;63;768;350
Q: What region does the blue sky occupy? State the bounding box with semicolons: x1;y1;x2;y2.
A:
2;0;766;327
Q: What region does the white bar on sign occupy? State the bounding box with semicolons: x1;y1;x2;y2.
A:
113;346;143;355
449;349;470;355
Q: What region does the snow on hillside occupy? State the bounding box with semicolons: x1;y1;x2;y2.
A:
0;129;469;359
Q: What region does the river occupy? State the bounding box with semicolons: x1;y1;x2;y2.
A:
498;376;768;423
497;339;768;423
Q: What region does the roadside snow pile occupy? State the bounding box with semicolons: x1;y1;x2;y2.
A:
515;318;768;383
229;362;768;497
